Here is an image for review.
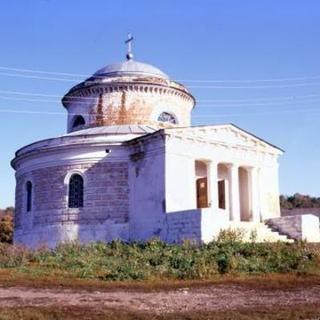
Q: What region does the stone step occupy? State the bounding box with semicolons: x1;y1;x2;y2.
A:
228;222;294;243
264;219;300;241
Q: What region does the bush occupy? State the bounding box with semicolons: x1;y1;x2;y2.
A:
0;214;13;244
0;243;30;267
0;235;318;281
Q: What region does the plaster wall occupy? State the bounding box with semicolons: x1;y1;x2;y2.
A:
164;133;281;221
301;214;320;242
128;136;167;241
165;152;196;212
66;87;193;132
259;166;281;219
166;208;229;243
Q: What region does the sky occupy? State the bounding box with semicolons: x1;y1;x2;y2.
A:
1;0;320;208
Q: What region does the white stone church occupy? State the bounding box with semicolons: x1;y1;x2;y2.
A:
11;40;320;247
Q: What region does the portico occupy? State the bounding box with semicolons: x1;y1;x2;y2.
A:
195;160;262;223
161;123;284;244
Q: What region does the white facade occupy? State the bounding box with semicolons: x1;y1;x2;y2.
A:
12;53;319;248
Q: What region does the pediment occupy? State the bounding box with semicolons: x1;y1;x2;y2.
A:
166;124;283;154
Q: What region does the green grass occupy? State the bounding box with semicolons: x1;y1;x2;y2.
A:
0;230;320;282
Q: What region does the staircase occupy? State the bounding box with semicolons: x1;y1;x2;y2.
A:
265;216;301;241
229;221;294;243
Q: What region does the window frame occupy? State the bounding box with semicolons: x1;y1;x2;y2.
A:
26;180;33;212
71;115;86;130
157;111;178;125
67;173;84;209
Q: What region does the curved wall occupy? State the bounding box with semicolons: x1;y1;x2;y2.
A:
14;152;130;248
64;83;195;133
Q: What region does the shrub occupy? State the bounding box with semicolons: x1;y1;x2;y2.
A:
0;214;13;244
0;236;318;281
0;243;30;267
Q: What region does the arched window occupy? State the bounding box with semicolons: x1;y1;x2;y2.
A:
72;115;85;129
68;174;84;208
157;112;177;124
26;181;32;212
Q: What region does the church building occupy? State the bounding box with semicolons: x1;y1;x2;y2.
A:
11;38;320;247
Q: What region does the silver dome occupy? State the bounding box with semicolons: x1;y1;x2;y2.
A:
93;59;169;79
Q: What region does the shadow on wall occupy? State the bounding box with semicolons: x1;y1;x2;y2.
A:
63;157;130;244
15;155;130;248
166;209;202;244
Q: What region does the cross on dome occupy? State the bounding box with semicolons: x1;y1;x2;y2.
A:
125;33;134;60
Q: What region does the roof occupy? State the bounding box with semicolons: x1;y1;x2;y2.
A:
12;123;283;169
65;125;158;136
177;123;284;152
127;123;284;153
228;123;284;153
12;125;159;163
92;59;169;80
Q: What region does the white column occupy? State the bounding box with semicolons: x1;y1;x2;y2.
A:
249;167;260;222
209;161;218;212
229;164;240;222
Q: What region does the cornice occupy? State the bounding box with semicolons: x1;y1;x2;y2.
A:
62;81;195;109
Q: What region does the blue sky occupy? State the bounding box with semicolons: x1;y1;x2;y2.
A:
1;0;320;208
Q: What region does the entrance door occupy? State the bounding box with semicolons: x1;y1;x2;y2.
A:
196;177;208;208
218;180;226;209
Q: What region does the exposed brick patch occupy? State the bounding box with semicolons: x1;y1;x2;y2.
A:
15;162;129;229
166;210;201;243
87;89;193;128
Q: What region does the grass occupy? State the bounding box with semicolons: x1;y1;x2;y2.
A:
1;230;320;282
1;232;320;319
1;268;320;292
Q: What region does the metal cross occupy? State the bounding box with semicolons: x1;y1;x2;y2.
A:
125;33;134;60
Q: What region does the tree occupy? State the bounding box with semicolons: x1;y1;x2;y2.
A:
0;207;14;243
0;213;13;243
280;194;320;209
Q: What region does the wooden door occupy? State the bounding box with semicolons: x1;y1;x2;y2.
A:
196;177;208;208
218;180;226;209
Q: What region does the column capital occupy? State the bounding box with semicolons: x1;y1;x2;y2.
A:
222;162;239;169
209;160;219;167
246;165;258;170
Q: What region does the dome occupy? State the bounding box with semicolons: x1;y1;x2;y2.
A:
92;59;169;80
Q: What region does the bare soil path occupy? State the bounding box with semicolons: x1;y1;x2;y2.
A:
0;284;320;313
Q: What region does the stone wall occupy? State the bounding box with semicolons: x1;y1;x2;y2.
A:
14;161;130;247
166;210;202;243
266;214;320;242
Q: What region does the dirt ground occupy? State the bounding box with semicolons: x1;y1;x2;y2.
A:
0;283;320;314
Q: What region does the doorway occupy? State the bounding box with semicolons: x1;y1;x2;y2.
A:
195;161;209;208
196;177;208;208
218;180;226;209
217;163;230;215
